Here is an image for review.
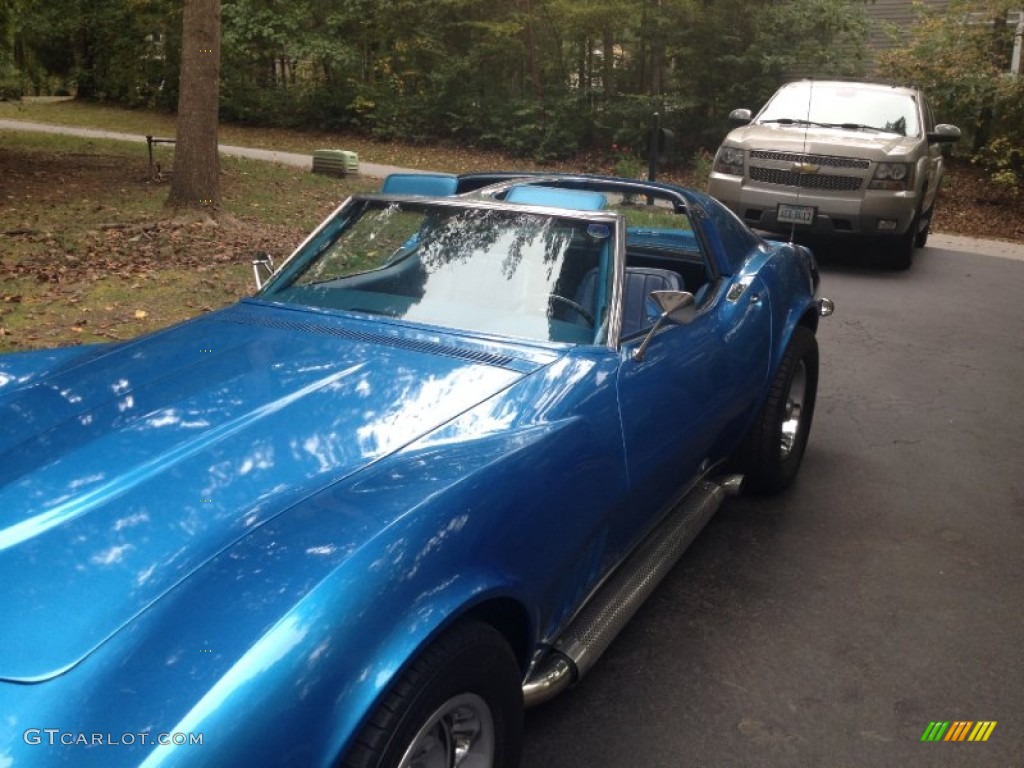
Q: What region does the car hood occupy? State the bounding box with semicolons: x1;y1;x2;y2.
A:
727;123;920;160
0;302;547;682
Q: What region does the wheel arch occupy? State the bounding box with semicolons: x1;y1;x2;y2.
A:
769;300;820;376
464;597;534;675
329;588;534;767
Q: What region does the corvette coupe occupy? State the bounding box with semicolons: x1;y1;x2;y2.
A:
0;173;833;767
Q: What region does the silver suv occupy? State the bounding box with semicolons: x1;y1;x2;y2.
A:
708;80;961;269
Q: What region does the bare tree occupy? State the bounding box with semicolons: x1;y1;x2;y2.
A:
168;0;221;213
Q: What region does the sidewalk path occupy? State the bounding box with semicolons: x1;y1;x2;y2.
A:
0;118;428;179
3;117;1023;261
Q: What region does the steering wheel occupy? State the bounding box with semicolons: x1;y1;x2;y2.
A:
548;294;595;326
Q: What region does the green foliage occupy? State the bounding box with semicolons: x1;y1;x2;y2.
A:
690;148;713;193
878;0;1023;190
8;0;871;166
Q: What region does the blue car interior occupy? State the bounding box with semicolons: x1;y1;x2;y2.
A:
574;267;684;338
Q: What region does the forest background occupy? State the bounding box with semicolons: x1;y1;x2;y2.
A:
1;0;1022;183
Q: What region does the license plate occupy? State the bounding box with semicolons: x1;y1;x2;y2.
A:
777;203;816;226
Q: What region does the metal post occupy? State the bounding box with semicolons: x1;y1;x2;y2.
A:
647;112;661;182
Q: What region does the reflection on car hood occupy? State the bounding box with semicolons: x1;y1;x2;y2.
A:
730;124;919;159
0;302;544;682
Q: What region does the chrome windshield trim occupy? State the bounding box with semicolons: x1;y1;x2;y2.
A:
606;220;627;349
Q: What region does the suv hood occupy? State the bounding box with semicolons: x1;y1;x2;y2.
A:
728;123;919;160
0;303;541;682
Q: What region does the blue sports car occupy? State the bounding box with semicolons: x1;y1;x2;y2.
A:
0;173;832;767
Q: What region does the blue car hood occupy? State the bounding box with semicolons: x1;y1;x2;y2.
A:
0;303;542;682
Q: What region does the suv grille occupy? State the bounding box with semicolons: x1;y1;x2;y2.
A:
748;150;868;192
750;167;863;191
750;150;869;170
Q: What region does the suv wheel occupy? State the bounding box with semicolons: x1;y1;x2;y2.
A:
888;210;920;270
914;205;933;248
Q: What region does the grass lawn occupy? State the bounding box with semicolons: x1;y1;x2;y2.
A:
0;130;376;353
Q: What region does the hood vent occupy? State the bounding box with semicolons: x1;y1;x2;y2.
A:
218;307;522;370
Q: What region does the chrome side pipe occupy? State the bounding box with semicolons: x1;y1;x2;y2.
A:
522;474;742;707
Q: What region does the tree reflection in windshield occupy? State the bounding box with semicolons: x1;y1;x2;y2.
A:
262;201;614;345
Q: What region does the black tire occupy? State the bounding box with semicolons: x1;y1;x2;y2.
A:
735;326;819;494
889;220;917;270
341;620;523;768
914;205;932;248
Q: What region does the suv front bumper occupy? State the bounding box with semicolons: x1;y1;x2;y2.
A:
708;172;921;239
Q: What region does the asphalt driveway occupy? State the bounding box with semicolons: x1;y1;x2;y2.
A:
522;241;1024;767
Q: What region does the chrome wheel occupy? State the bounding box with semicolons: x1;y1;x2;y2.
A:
779;359;807;459
397;693;496;768
734;327;818;494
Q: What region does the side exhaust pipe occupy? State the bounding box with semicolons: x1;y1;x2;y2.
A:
522;475;742;707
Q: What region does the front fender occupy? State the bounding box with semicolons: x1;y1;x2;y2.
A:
757;242;821;375
0;352;627;768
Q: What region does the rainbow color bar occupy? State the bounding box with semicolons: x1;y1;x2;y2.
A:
921;721;997;742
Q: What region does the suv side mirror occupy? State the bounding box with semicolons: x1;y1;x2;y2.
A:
632;290;696;362
728;108;752;125
927;124;961;144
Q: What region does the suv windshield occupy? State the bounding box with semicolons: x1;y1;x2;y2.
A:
758;83;920;137
261;199;616;345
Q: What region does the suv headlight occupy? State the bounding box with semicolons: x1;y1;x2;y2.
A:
713;146;744;176
869;162;913;191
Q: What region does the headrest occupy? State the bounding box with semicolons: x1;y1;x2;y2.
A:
505;185;607;211
381;173;459;196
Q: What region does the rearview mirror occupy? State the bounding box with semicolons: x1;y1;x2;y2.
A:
633;290;695;362
252;251;275;290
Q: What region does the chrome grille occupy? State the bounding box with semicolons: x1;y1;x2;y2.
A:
750;150;869;170
750;167;863;191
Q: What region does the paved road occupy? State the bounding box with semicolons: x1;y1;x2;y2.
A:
522;243;1024;767
0;118;426;179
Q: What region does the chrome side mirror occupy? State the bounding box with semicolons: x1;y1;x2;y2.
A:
632;290;696;362
927;124;961;144
252;251;275;290
728;108;752;125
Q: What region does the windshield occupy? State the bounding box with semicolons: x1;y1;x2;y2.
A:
261;199;616;345
758;83;920;137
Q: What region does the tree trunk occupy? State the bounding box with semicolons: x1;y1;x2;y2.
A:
602;27;615;99
521;0;544;101
167;0;221;213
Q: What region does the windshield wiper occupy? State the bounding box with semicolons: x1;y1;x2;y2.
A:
760;118;903;136
760;118;831;128
828;122;903;135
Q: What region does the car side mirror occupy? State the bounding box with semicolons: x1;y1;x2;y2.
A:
632;290;696;362
927;124;961;144
728;108;752;125
252;251;275;290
